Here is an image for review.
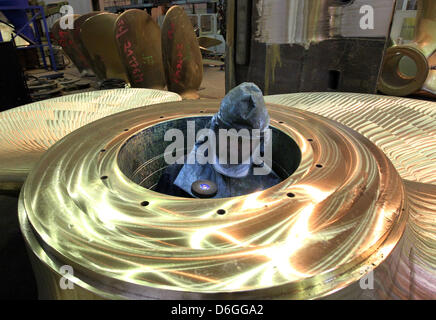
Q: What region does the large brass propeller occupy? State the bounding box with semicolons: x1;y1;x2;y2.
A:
80;13;128;81
50;7;204;97
161;6;203;99
115;9;166;90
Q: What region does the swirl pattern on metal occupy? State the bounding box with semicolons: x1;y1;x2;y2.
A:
19;100;406;299
0;89;181;190
265;92;436;184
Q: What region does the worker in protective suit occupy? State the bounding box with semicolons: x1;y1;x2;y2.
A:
155;82;281;198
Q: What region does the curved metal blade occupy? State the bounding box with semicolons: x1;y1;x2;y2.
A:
161;6;203;99
80;13;128;81
115;9;166;89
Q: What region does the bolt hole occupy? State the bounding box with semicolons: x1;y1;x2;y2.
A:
141;201;149;207
287;192;295;198
124;129;129;132
279;121;284;124
100;149;106;153
308;139;313;142
316;164;323;168
160;116;164;119
200;110;204;113
217;209;226;215
101;176;108;180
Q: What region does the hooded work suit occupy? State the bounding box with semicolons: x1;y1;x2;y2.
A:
155;82;281;198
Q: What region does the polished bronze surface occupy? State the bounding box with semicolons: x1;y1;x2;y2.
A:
80;13;128;81
423;52;436;94
0;89;181;192
161;6;203;99
68;12;102;75
379;0;436;96
265;92;436;185
266;92;436;299
19;100;406;299
115;9;166;89
375;181;436;299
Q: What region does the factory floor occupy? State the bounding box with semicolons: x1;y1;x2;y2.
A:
25;62;226;101
0;63;225;300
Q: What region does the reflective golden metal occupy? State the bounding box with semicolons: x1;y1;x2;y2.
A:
375;181;436;299
0;89;182;192
265;92;436;299
424;52;436;94
68;12;102;75
379;0;436;96
326;181;436;300
265;92;436;185
161;6;203;99
19;100;406;299
197;36;222;49
80;13;128;81
114;9;166;89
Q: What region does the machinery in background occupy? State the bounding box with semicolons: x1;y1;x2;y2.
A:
188;13;224;56
0;41;31;111
0;0;57;71
226;0;397;95
378;0;436;97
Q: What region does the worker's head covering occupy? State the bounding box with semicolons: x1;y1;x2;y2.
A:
210;82;270;132
173;82;276;198
209;82;270;178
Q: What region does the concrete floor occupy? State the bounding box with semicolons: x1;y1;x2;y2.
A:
26;62;226;101
199;64;226;100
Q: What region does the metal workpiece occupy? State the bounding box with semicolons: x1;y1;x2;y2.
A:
376;181;436;299
265;92;436;185
254;0;395;46
265;92;436;299
19;100;406;299
115;9;166;90
161;6;203;99
379;0;436;96
229;0;395;95
0;89;182;192
80;12;128;82
69;12;103;75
